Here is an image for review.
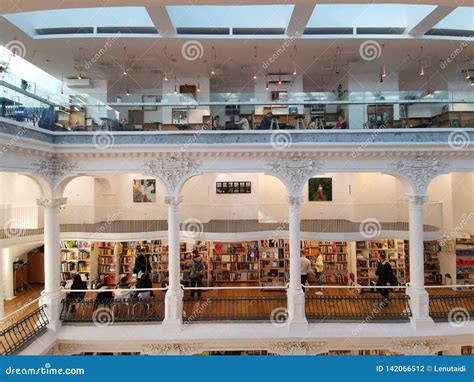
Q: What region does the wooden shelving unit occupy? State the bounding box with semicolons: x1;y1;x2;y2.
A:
303;241;349;285
97;242;117;286
355;239;406;286
119;243;136;283
423;240;442;285
210;242;259;283
60;241;93;286
259;239;289;287
455;237;474;285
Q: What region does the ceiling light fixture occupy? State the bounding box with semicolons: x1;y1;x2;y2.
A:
174;77;177;94
197;75;201;92
164;74;168;81
292;45;298;76
381;65;387;78
211;46;217;76
123;46;128;77
465;69;470;79
420;63;425;76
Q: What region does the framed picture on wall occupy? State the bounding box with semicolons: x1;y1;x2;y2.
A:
216;181;251;194
133;179;156;203
308;178;332;202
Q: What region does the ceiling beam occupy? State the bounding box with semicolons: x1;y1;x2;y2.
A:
286;3;316;37
407;5;456;37
145;5;175;37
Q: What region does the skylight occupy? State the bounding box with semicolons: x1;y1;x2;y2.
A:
166;5;294;31
3;7;155;37
432;7;474;31
306;4;436;30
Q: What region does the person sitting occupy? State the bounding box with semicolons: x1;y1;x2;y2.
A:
308;116;317;129
334;114;347;129
135;273;153;299
234;115;250;130
258;112;273;130
66;274;87;313
212;115;224;130
114;276;132;300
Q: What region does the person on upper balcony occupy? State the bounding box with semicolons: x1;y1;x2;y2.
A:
258;112;273;130
235;115;250;130
212;115;224;130
334;114;347;129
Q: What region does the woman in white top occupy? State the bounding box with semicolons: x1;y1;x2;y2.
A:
234;116;250;130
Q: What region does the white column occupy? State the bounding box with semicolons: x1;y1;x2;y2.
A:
287;195;307;329
407;195;434;329
163;195;183;329
37;197;66;331
0;248;4;320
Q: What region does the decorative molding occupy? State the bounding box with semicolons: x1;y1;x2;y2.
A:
144;157;201;193
288;195;304;207
142;342;203;355
389;155;448;194
268;341;307;355
36;197;67;209
56;343;82;354
31;158;78;186
266;157;324;196
305;341;330;355
390;339;448;355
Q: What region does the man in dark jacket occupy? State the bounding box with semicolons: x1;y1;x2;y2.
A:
375;252;394;307
133;250;152;276
189;250;206;301
258;112;273;130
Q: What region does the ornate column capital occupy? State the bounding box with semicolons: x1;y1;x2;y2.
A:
36;197;67;209
164;195;183;206
266;156;324;196
144;156;201;194
389;155;447;195
390;339;448;355
406;195;428;205
288;195;304;207
31;158;78;188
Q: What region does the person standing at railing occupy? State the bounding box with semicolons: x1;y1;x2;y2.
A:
135;273;153;299
189;250;206;302
314;250;324;295
133;248;152;278
375;252;395;307
300;250;314;292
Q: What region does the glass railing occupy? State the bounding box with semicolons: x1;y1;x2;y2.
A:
0;202;443;238
1;82;473;131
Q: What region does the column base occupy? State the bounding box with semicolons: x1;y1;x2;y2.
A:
287;288;308;331
407;287;434;330
162;288;184;332
40;291;63;332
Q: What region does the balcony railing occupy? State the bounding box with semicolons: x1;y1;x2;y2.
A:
0;305;49;355
428;288;474;321
0;202;443;240
60;297;165;324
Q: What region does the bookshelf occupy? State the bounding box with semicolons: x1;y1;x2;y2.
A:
119;243;137;283
423;240;442;285
259;239;289;287
136;240;168;283
303;241;349;285
97;242;117;286
455;237;474;285
355;239;406;286
60;241;93;286
210;242;259;283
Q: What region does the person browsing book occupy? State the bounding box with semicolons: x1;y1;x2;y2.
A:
189;250;206;301
300;251;314;292
375;252;395;307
